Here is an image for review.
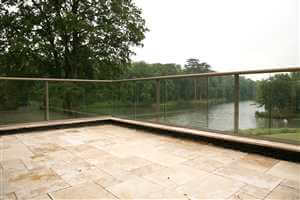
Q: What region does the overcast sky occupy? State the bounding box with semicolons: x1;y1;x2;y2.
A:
132;0;299;72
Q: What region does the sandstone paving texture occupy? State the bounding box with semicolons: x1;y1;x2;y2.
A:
0;124;299;199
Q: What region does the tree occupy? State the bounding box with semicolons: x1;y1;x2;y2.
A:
184;58;212;100
0;0;148;112
184;58;212;74
239;77;255;101
291;72;300;112
256;74;297;115
0;0;148;79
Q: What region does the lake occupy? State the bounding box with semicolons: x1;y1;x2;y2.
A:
144;101;300;132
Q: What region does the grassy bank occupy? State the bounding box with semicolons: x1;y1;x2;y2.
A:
255;111;300;119
239;128;300;142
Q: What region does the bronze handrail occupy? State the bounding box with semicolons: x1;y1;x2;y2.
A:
0;66;299;82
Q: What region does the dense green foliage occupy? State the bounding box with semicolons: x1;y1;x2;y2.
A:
0;0;147;110
255;72;300;118
115;60;256;108
0;0;147;79
0;80;40;110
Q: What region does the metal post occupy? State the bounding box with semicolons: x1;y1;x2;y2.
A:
45;81;49;121
164;80;166;120
156;79;160;120
291;81;296;113
234;75;239;133
206;77;209;128
268;80;272;130
194;79;197;100
119;82;121;116
111;82;114;117
134;81;137;120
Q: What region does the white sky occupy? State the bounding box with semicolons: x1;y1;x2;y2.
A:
132;0;299;72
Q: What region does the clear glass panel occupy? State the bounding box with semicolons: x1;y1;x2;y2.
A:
164;78;208;129
81;82;112;116
111;82;119;117
135;80;159;121
48;82;91;120
113;81;135;119
0;80;45;125
238;73;271;136
238;72;300;145
207;75;234;131
48;82;111;120
267;72;300;144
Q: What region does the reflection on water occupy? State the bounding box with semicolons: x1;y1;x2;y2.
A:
162;101;299;131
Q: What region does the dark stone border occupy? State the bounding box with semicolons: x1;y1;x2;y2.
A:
0;119;112;135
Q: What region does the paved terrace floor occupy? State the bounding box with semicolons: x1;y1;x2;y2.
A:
1;124;299;200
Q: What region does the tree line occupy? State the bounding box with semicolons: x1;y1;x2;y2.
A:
115;59;256;108
0;58;257;114
256;72;300;118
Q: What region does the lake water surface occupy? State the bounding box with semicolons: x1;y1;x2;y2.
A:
158;101;300;131
1;101;299;131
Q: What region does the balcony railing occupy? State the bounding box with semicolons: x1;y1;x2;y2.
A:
1;67;300;145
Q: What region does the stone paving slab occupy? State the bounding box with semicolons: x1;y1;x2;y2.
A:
265;185;300;200
50;182;116;199
182;157;226;172
0;160;27;173
129;163;166;177
176;174;245;199
215;165;282;190
239;184;270;199
280;179;300;191
143;164;209;188
266;161;300;182
4;168;70;199
1;124;299;199
231;154;279;173
228;191;261;200
106;177;164;199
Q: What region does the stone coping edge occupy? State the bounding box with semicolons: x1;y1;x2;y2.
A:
1;116;299;154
